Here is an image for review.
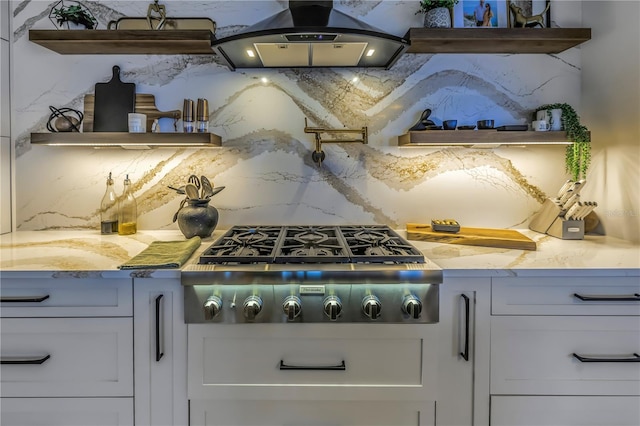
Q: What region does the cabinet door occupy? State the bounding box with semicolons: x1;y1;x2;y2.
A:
188;323;437;401
1;317;133;397
436;277;491;426
491;396;640;426
0;397;133;426
133;278;187;426
0;278;132;317
189;400;435;426
491;315;640;395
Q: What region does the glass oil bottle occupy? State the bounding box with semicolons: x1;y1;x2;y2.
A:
118;174;137;235
100;172;118;234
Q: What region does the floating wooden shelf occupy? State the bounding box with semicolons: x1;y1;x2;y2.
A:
398;130;572;147
405;28;591;54
31;132;222;148
28;30;215;55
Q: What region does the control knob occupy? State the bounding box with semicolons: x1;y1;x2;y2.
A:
362;295;382;320
282;295;302;321
203;295;222;320
402;294;422;319
243;295;263;321
323;295;342;321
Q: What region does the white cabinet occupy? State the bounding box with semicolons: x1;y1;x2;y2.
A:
133;278;188;426
190;400;435;426
491;396;640;426
1;317;133;397
188;323;438;401
1;398;134;426
1;0;8;41
0;277;134;425
490;275;640;425
436;277;491;426
1;34;9;137
491;315;640;395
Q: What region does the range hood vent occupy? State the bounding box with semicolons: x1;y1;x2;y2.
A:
212;1;409;70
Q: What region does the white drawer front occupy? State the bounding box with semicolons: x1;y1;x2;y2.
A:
491;396;640;426
190;400;434;426
188;324;437;400
0;397;134;426
1;317;133;397
491;316;640;395
492;276;640;315
0;278;132;317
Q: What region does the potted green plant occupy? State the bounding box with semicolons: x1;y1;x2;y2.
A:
50;2;97;30
416;0;459;28
535;103;591;180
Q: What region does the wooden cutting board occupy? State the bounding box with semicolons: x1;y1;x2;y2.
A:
93;65;136;132
406;223;537;251
83;94;181;132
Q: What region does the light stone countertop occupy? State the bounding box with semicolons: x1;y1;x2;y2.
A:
0;230;638;279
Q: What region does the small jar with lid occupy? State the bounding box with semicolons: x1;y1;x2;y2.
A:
182;99;195;133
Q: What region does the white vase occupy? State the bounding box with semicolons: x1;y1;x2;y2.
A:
424;7;452;28
550;109;563;131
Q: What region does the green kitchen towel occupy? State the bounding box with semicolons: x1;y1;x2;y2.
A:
118;237;201;269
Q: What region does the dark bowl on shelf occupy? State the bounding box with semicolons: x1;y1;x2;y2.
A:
477;119;494;129
443;120;458;130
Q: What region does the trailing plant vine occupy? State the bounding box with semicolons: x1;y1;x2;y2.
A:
535;103;591;180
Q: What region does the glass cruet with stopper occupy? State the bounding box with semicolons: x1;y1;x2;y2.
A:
100;172;118;234
118;174;137;235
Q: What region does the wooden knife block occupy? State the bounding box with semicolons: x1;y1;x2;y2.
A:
529;198;584;240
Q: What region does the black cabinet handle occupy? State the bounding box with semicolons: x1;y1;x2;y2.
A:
155;294;164;362
0;295;50;303
573;353;640;363
459;294;470;361
279;360;346;371
574;293;640;302
1;354;51;365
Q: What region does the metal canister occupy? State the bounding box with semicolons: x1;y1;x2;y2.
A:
196;98;209;133
183;99;194;133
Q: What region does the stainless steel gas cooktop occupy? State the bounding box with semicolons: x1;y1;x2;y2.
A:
182;225;441;324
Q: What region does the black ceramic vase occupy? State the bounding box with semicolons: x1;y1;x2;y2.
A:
177;199;219;239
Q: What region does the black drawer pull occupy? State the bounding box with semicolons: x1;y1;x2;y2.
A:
155;294;165;362
279;360;346;371
574;293;640;302
1;354;51;365
459;294;470;361
573;353;640;363
0;295;50;303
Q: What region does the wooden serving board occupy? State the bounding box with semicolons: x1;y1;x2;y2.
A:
406;223;537;251
84;94;181;132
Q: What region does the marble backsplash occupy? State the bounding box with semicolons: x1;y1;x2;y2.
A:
11;0;583;233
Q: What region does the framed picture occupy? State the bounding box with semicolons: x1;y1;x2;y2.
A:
454;0;508;28
507;0;552;28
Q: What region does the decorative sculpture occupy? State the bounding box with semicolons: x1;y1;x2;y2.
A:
509;1;550;28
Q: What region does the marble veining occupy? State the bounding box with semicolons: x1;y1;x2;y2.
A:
12;1;583;232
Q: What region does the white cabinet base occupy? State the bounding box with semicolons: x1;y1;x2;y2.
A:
491;396;640;426
190;400;435;426
0;397;134;426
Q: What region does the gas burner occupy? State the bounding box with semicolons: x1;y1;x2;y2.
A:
276;226;350;263
199;226;284;264
198;225;425;265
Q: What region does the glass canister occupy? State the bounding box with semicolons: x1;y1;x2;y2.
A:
118;174;137;235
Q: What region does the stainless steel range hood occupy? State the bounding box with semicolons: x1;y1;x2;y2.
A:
212;1;409;70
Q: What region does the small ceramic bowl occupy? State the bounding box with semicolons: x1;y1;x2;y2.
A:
477;119;494;129
443;120;457;130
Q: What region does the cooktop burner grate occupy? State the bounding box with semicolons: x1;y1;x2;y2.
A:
198;225;424;265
